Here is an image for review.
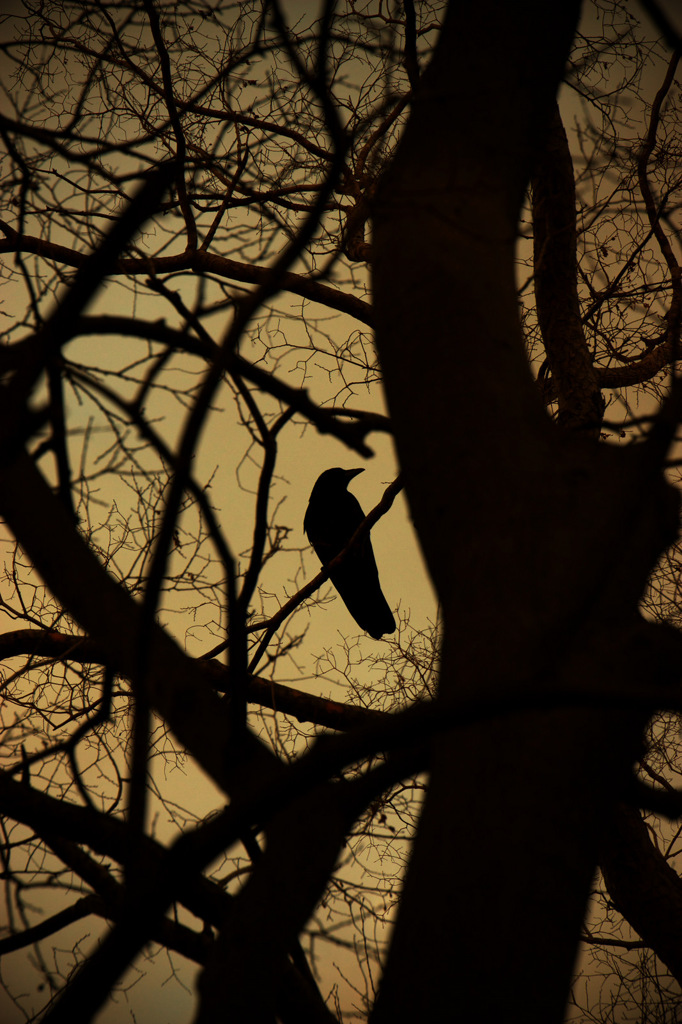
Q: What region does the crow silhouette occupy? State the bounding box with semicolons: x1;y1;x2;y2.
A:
304;467;395;639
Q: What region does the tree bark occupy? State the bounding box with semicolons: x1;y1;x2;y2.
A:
371;2;679;1021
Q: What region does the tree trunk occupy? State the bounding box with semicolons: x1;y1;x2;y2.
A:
371;2;679;1020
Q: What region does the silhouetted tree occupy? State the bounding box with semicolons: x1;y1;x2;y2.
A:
0;2;681;1022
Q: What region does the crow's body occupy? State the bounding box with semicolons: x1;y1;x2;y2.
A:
304;468;395;639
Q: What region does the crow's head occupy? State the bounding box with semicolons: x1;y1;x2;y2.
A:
308;467;363;501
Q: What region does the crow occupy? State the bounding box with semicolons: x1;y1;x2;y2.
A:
304;467;395;639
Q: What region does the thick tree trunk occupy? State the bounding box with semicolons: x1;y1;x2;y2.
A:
371;2;678;1021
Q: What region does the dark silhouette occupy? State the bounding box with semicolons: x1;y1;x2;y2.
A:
304;467;396;639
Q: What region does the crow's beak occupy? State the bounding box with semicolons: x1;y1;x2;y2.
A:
345;468;364;482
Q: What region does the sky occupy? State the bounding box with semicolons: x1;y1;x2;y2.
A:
0;1;680;1022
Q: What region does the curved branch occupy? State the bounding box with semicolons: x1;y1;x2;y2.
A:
0;628;385;733
637;47;682;349
531;101;604;434
0;226;373;326
539;336;679;402
1;314;387;454
0;896;103;956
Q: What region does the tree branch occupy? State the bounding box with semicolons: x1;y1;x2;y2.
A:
0;628;386;733
0;227;373;326
532;100;604;434
600;802;682;986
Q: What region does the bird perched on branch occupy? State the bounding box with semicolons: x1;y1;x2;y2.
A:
304;467;395;639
